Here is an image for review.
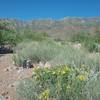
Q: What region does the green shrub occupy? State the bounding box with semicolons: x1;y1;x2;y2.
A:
13;40;60;66
71;32;100;52
19;30;48;42
0;21;21;46
0;30;21;46
13;40;100;72
13;40;84;67
17;65;90;100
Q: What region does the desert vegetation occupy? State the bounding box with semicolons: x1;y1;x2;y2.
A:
0;18;100;100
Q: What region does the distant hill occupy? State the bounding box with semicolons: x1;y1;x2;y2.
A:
0;18;100;40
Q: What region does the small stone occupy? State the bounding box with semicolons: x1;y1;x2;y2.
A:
1;91;8;96
0;95;5;100
38;61;44;67
44;62;51;68
5;66;12;72
1;91;6;96
6;92;8;95
5;68;9;72
5;96;8;99
11;84;14;87
15;67;19;70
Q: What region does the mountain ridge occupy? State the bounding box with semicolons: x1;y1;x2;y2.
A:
0;17;100;40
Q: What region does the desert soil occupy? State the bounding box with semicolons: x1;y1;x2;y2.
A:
0;54;33;100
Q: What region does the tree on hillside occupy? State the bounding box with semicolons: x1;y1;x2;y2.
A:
0;20;18;46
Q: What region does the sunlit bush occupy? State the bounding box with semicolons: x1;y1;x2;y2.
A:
17;65;90;100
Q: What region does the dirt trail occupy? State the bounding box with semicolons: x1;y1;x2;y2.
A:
0;54;33;100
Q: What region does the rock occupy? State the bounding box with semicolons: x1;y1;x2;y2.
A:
26;59;33;68
22;59;33;68
38;61;45;68
5;96;8;99
1;92;5;96
15;67;19;70
8;84;14;88
4;66;13;72
44;62;51;68
72;43;81;49
0;95;5;100
5;68;9;72
17;68;24;74
1;91;8;96
0;44;13;54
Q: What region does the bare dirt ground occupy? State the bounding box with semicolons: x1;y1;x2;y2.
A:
0;54;33;100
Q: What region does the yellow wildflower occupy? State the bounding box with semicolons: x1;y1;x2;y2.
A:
78;75;86;81
62;70;66;74
65;66;71;72
41;89;50;100
35;76;40;80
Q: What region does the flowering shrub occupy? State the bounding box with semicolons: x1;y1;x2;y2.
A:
31;65;90;100
17;64;91;100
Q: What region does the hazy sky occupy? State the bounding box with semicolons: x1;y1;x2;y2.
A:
0;0;100;20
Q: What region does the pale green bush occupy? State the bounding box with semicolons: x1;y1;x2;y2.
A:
83;72;100;100
13;40;60;66
13;40;100;72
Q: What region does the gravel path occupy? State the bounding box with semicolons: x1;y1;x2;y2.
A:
0;54;33;100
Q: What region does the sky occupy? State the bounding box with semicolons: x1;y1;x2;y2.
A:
0;0;100;20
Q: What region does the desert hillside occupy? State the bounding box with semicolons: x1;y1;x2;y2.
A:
0;18;100;100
